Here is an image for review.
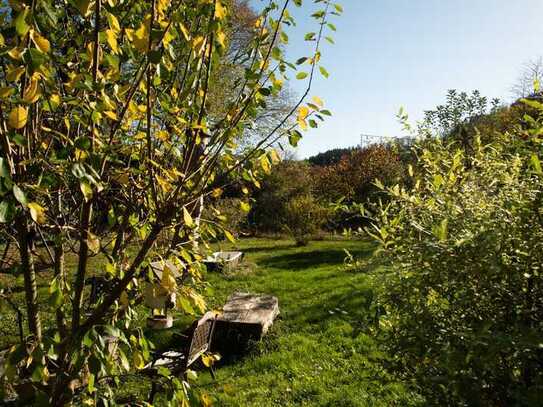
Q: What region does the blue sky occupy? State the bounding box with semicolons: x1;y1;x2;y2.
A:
270;0;543;158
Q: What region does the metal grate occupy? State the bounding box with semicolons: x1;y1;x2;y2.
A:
186;319;214;366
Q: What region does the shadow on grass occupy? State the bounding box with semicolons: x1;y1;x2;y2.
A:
258;248;372;271
239;244;293;254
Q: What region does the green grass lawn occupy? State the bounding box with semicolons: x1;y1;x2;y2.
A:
188;238;424;406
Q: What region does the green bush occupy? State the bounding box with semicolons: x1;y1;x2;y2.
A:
371;123;543;405
250;161;315;233
283;194;329;246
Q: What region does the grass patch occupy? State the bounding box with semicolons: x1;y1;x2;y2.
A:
192;238;424;406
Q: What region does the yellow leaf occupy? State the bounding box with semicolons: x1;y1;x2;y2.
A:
188;290;206;313
31;30;50;53
223;229;235;243
162;27;175;47
212;188;223;198
6;66;25;82
179;23;191;41
7;47;24;60
298;106;309;120
192;36;205;54
23;78;41;104
105;29;119;54
133;351;144;369
201;354;214;368
217;31;226;48
108;13;121;32
0;33;4;47
312;96;324;107
269;148;281;163
103;110;118;120
157;0;170;20
132;17;150;52
8;106;27;129
87;233;100;254
49;94;61;109
183;207;194;228
28;202;46;224
160;265;177;293
214;1;227;19
240;201;250;213
0;87;15;98
260;155;271;174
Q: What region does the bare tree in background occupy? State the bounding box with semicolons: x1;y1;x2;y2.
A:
511;57;543;98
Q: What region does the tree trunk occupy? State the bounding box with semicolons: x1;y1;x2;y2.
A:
15;215;42;341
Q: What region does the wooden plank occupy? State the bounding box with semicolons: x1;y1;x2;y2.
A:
211;292;280;355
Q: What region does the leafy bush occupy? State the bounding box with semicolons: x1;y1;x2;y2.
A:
250;161;315;233
371;125;543;405
283;194;329;246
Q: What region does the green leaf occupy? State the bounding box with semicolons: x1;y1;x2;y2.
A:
296;72;308;80
530;154;542;175
12;184;27;206
80;181;93;202
0;158;10;179
48;289;63;308
289;130;302;147
0;201;14;223
14;8;30;37
319;66;329;78
178;296;195;315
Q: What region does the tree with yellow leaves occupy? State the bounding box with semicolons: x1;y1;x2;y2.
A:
0;0;341;404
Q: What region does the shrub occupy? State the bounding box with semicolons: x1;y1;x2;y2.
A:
250;161;315;233
283;194;329;246
371;127;543;405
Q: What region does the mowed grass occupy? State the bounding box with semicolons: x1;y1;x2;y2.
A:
190;238;424;406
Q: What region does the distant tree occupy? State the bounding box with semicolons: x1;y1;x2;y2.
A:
511;57;543;98
313;145;404;204
307;146;357;166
